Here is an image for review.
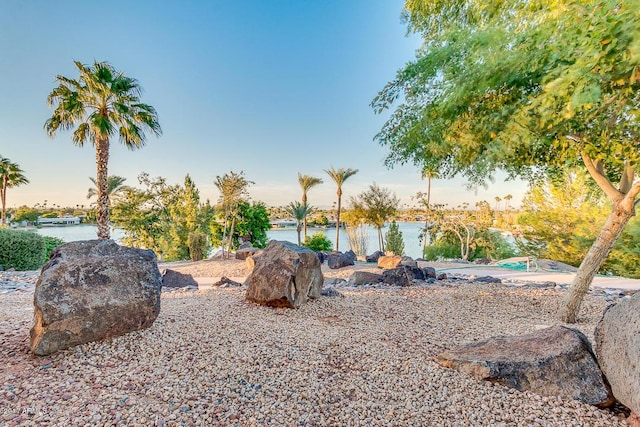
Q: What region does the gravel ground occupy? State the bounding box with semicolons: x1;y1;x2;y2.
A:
0;259;630;426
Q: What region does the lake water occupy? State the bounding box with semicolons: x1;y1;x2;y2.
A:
34;222;428;259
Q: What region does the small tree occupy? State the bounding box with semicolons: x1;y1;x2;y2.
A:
214;171;253;258
0;157;29;226
350;183;399;252
303;232;333;252
286;201;313;245
324;166;359;251
298;173;323;240
385;221;404;256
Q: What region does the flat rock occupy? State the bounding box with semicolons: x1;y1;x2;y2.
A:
347;271;383;286
162;269;198;289
435;325;614;408
595;292;640;414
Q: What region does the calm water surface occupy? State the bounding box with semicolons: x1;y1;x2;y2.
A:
35;222;427;259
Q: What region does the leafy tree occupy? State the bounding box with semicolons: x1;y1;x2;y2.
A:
87;175;131;203
111;173;215;261
297;173;323;240
0;157;29;226
45;61;161;239
324;166;358;251
373;0;640;323
214;171;253;258
286;201;314;245
233;201;271;249
349;183;399;252
516;170;608;267
11;206;41;224
385;221;405;256
303;232;333;252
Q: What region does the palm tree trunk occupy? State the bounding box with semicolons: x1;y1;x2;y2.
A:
95;137;111;239
423;175;431;255
1;177;7;226
303;218;307;242
221;213;229;259
560;195;637;323
335;194;342;251
227;214;237;259
297;224;302;245
378;227;384;252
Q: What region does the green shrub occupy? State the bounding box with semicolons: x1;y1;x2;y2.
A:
385;221;404;256
42;236;65;262
0;229;46;271
303;232;333;252
188;232;208;261
423;242;461;261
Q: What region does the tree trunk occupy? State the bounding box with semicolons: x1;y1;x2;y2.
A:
423;175;431;255
377;227;384;252
220;213;229;259
297;224;302;245
1;176;7;225
560;196;636;323
303;217;307;242
227;215;236;259
95;137;111;239
335;192;342;252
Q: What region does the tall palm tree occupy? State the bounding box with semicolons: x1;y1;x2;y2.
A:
420;164;440;254
45;61;161;239
297;173;323;241
0;157;29;226
324;166;358;251
286;201;314;245
87;175;131;204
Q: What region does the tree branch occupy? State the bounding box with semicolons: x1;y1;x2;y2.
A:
580;152;623;202
618;160;636;194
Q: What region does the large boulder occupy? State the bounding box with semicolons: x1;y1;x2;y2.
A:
30;240;162;356
435;325;614;408
245;240;323;308
327;251;355;269
595;293;640;416
377;255;402;269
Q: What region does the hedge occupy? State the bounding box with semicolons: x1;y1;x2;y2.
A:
0;228;47;271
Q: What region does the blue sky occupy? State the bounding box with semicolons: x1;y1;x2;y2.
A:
0;1;527;210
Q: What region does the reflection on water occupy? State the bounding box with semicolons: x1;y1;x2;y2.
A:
33;222;427;259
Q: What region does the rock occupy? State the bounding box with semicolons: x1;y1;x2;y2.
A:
238;241;253;250
595;292;640;414
30;240;162;356
400;256;417;268
315;251;326;264
347;271;383;287
212;276;243;287
474;257;492;265
435;325;614;408
324;278;347;287
321;287;343;297
162;269;199;289
327;251;355;269
628;413;640;427
378;255;402;269
473;276;502;284
382;266;425;287
236;246;260;260
365;251;384;263
436;272;447;280
422;267;437;279
245;240;323;308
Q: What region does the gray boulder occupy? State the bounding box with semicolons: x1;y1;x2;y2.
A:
382;266;425;287
30;240;162;356
595;292;640;415
422;267;437;279
245;240;323;308
348;271;383;286
327;251;355;269
365;251;384;263
162;269;198;289
436;325;614;408
400;256;417;268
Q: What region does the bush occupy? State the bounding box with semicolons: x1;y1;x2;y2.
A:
303;232;333;252
0;229;46;271
385;221;404;256
188;232;208;261
42;236;65;262
423;242;461;261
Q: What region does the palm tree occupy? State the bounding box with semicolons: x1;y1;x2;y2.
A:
297;173;323;240
44;61;161;239
87;175;131;204
286;201;314;245
420;164;440;254
324;166;358;251
504;194;513;210
494;196;502;211
0;157;29;226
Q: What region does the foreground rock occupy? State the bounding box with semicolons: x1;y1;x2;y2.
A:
30;240;162;356
162;269;198;290
436;325;614;407
245;240;323;308
595;292;640;417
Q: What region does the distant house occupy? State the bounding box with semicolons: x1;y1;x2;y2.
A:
37;216;81;226
270;219;298;228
